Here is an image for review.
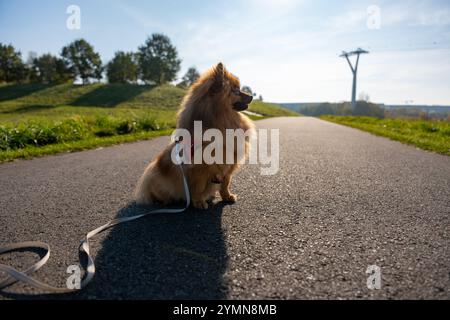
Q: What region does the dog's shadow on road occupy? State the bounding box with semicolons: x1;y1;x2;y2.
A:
75;201;229;299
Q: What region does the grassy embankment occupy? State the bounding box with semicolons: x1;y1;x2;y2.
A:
0;83;298;161
321;115;450;156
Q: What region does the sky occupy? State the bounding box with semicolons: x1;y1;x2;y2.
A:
1;0;450;105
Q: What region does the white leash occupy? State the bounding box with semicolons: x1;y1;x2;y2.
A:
0;144;190;294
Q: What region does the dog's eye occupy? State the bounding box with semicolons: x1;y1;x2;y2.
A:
232;87;240;95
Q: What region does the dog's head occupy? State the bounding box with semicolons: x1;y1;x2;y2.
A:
209;62;253;111
188;62;253;112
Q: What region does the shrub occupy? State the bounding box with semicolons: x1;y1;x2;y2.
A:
138;117;160;131
0;126;8;150
0;115;174;151
94;128;116;137
419;122;439;133
0;118;88;150
116;120;137;135
53;118;88;142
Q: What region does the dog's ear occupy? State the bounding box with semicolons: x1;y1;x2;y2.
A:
211;62;224;93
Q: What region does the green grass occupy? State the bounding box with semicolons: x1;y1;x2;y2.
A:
0;83;297;162
247;100;299;117
321;116;450;156
0;129;173;162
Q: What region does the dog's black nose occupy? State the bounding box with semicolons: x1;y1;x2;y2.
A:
240;91;253;104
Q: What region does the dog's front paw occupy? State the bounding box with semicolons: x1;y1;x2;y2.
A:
221;193;237;203
193;199;209;210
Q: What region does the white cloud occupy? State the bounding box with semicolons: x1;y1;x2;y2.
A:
417;8;450;26
114;2;168;30
328;9;367;32
381;3;450;27
247;0;304;15
327;3;450;32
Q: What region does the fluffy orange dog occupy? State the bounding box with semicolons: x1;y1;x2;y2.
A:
134;63;254;209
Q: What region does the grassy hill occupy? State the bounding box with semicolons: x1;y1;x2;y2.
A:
0;83;297;161
0;83;297;121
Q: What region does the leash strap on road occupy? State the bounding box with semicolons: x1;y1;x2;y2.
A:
0;146;190;294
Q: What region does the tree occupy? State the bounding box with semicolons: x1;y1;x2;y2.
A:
31;53;73;84
258;95;263;101
241;86;253;95
354;101;384;118
106;51;138;84
177;66;200;88
358;91;370;102
0;43;28;83
26;51;39;82
61;39;102;84
137;33;181;85
54;58;74;83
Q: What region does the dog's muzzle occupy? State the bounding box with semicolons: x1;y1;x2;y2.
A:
233;91;253;111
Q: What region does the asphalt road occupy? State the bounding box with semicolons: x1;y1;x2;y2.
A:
0;117;449;299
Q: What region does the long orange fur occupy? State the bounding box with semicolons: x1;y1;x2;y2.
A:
134;63;254;209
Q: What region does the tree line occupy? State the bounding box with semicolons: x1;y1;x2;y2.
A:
299;101;385;118
0;33;200;88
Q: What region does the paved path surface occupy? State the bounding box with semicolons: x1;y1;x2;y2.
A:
0;117;449;299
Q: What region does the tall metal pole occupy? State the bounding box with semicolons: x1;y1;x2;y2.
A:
352;53;360;110
340;48;368;110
